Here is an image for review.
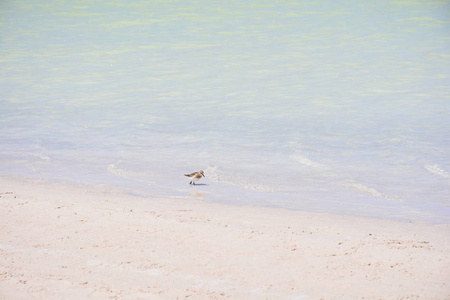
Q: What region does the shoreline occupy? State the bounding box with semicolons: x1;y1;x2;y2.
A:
1;177;449;299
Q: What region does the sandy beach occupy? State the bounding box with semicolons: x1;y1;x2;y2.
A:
0;177;449;299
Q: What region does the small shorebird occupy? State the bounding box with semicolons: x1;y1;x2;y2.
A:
185;170;205;185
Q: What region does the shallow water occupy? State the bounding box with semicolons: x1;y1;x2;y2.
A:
1;0;449;223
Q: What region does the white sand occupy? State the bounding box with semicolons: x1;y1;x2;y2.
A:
1;177;449;299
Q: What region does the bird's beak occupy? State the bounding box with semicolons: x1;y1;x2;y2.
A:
203;174;205;177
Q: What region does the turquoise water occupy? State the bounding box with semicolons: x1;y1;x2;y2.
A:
1;0;449;223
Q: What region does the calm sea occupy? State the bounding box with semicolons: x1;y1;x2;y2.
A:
1;0;449;223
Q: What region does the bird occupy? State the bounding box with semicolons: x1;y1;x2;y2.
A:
185;170;205;185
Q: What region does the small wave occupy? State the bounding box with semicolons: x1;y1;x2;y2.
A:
107;164;156;185
238;181;277;193
204;166;221;182
342;181;403;202
204;165;277;192
343;181;384;198
291;152;327;170
32;153;51;161
107;164;131;177
425;164;450;179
